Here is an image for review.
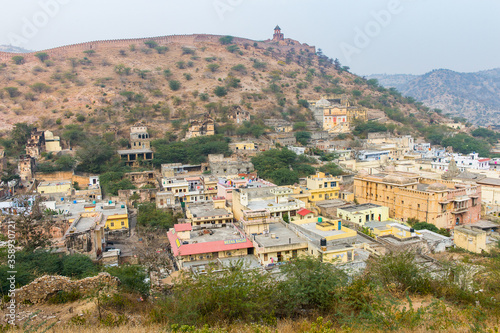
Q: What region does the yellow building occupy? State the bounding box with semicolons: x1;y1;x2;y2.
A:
37;181;72;194
105;214;129;230
354;172;482;229
337;203;389;226
453;226;499;253
306;172;341;202
231;142;257;151
185;198;234;226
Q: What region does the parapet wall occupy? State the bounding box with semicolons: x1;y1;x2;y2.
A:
14;272;120;304
0;34;315;62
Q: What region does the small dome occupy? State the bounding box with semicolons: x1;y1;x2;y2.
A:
382;175;411;185
427;183;447;191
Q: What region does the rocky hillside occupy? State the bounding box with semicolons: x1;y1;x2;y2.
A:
0;33;443;141
370;68;500;126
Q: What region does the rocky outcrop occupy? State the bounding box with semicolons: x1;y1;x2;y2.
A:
14;272;120;304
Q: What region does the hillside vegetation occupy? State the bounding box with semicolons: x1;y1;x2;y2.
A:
0;34;445;141
370;68;500;126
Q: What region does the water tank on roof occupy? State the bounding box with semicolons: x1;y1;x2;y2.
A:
93;200;96;204
121;205;125;208
73;200;77;204
109;200;112;204
318;217;323;222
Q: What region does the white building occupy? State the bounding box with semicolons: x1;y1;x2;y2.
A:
432;153;490;172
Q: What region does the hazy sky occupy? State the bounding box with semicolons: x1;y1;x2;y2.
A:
1;0;499;75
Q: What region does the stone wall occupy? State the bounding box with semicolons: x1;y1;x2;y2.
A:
14;272;119;304
0;34;315;62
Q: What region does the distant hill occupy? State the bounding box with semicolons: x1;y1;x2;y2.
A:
370;68;500;126
0;45;32;53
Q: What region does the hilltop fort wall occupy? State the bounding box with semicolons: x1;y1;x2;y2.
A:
0;34;315;62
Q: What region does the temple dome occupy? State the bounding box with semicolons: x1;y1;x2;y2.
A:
382;174;412;185
427;183;448;191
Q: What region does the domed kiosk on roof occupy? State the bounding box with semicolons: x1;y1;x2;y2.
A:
382;174;412;185
427;183;448;192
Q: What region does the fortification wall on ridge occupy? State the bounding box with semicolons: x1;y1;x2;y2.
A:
0;34;315;62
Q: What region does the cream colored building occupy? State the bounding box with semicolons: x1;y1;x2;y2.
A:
44;131;62;152
337;203;389;226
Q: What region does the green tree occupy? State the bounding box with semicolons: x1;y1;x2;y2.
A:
34;52;49;62
12;56;25;65
144;40;158;48
214;86;227;97
207;63;220;72
319;162;344;176
10;122;33;146
156;260;277;325
219;35;234;45
106;265;149;295
61;254;98;278
169;80;181;91
278;256;348;315
226;44;239;53
76;137;115;173
137;202;178;229
4;87;21;98
295;131;311;145
54;155;76;171
30;82;51;93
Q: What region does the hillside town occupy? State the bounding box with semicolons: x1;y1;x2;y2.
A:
0;21;500;331
2;99;499;286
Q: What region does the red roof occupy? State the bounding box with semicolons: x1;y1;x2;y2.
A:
167;231;253;257
297;208;313;216
478;158;490;162
174;223;192;232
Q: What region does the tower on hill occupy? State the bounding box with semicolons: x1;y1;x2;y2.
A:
273;25;284;41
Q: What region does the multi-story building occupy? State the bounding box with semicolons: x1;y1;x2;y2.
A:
185;197;234;226
337;203;389;226
306;172;341;202
25;128;45;158
432;153;490;172
118;124;154;166
208;154;254;176
232;186;306;222
167;223;254;269
354;172;482;229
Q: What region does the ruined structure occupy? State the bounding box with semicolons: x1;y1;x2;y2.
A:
18;155;35;182
186;115;215;139
117;124;154;166
13;272;119;304
25;128;45;157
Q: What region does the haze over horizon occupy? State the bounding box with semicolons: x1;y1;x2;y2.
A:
1;0;499;76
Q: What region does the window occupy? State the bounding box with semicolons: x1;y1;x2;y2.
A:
264;253;268;261
110;222;115;227
311;195;315;199
331;182;336;187
121;221;125;226
324;182;328;188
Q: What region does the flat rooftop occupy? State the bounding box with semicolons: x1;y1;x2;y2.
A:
189;225;242;244
253;223;306;248
117;148;153;154
74;216;98;232
247;198;299;211
188;203;231;218
55;201;127;218
339;203;382;213
294;221;349;240
39;181;71;186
